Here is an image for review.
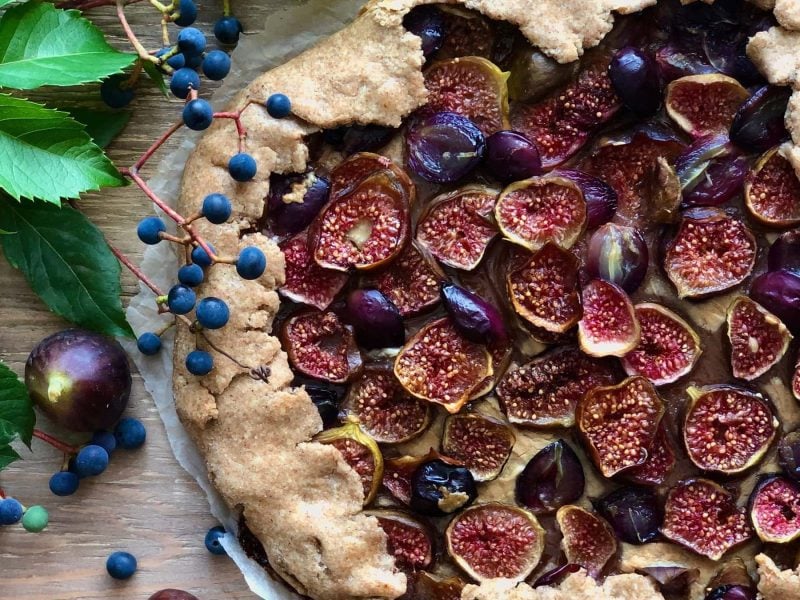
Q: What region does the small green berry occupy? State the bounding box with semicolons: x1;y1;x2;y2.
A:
22;505;49;532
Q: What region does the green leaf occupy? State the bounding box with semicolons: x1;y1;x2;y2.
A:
0;198;134;337
0;94;126;203
68;107;131;149
0;1;136;89
0;361;34;448
0;1;19;9
0;444;20;471
142;60;168;98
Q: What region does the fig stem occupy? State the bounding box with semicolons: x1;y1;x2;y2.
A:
32;429;79;455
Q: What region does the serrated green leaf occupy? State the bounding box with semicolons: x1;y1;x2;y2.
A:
68;107;131;149
0;94;126;203
0;1;136;89
0;198;134;338
0;444;20;470
142;60;168;98
0;361;34;448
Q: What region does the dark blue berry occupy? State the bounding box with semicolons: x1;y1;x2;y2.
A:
49;471;80;497
236;247;266;280
266;93;292;119
202;50;231;81
184;52;203;69
204;525;228;555
178;263;205;287
106;551;137;580
166;52;186;69
100;74;135;109
167;284;196;315
137;332;162;356
202;193;232;224
90;431;117;455
186;350;213;376
74;445;109;477
183;98;214;131
196;297;230;329
170;67;201;99
191;243;216;268
137;216;166;245
228;153;257;182
214;16;243;45
173;0;197;26
114;418;147;450
0;498;24;525
177;27;206;57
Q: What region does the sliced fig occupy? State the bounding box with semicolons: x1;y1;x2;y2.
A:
585;223;649;294
578;279;640;358
510;99;588;169
727;296;792;381
343;366;430;445
445;503;545;582
507;46;578;104
416;187;498;271
506;243;582;334
683;385;779;475
497;347;617;428
666;74;748;138
411;458;478;516
383;449;458;506
469;337;512;400
440;283;507;346
515;439;585;514
577;377;665;478
748;475;800;544
329;152;414;203
278;233;348;310
315;421;383;504
282;311;363;384
553;169;618;230
394;317;492;413
596;487;662;545
795;360;800;402
367;242;443;317
437;6;493;60
621;303;702;386
441;413;515;482
623;424;677;487
562;57;621;127
745;147;800;228
556;505;617;578
661;478;753;561
371;510;434;570
663;208;756;299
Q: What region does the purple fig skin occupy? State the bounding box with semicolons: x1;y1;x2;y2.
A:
750;270;800;333
768;231;800;275
345;289;405;350
148;591;200;600
25;329;132;433
553;169;618;229
730;85;791;154
682;155;748;208
440;283;508;345
484;130;542;182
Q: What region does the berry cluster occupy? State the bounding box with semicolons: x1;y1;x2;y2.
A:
0;497;48;533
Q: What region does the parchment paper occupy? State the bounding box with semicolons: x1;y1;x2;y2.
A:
121;1;365;597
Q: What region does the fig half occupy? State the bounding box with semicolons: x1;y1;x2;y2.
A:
727;296;792;381
745;147;800;229
665;74;748;138
315;421;383;505
748;475;800;544
370;509;435;570
578;279;640;357
367;241;444;317
556;505;617;578
279;233;348;311
623;424;677;487
441;413;515;482
515;439;586;514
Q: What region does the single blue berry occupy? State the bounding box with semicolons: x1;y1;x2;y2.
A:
178;263;204;287
202;193;232;224
266;93;292;119
0;498;24;525
106;551;137;580
173;0;197;26
137;332;162;356
185;52;203;69
114;418;147;450
167;284;196;315
196;297;230;330
49;471;80;497
74;445;109;478
166;52;186;70
137;216;166;245
177;27;206;57
186;350;213;376
170;67;201;99
236;247;266;280
214;16;243;45
204;525;228;555
228;153;257;182
191;243;216;268
90;431;117;455
100;74;135;109
202;50;231;81
183;98;214;131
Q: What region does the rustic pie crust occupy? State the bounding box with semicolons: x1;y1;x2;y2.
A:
173;1;800;598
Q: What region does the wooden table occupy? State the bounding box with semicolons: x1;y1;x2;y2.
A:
0;2;299;597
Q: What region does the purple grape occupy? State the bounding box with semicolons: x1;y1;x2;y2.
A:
325;124;395;155
730;86;791;154
484;130;541;182
406;112;485;184
778;430;800;482
267;171;330;235
515;440;585;514
345;289;405;349
403;6;444;60
440;283;507;345
586;223;649;293
682;155;748;207
554;169;617;229
768;231;800;274
655;40;716;81
596;487;662;545
704;585;757;600
609;47;662;116
750;269;800;333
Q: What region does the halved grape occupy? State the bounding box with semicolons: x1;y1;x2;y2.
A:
406;112;485;184
586;223;649;293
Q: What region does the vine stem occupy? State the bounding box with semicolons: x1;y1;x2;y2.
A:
109;243;163;296
33;430;79;455
116;0;160;64
0;487;5;499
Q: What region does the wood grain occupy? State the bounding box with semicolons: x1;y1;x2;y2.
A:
0;2;295;597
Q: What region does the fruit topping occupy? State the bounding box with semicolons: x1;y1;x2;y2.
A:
304;382;344;429
745;147;800;228
411;458;477;516
506;243;582;334
368;242;443;318
749;269;800;334
555;505;617;578
622;424;677;487
578;279;641;357
440;283;507;346
515;439;585;513
497;347;617;428
676;135;749;208
328;152;413;201
748;475;800;544
495;176;586;252
661;478;753;561
532;564;581;589
704;559;757;600
683;385;778;475
371;510;434;570
403;6;444;60
445;503;545;582
577;377;665;478
343;366;430;445
596;487;662;545
281;311;363;383
383;449;456;506
423;56;509;136
416;187;498;271
621;303;702;386
704;585;757;600
507;46;578;104
562;57;621;127
729;85;791;154
666;74;748;138
406;112;485;184
795;360;800;402
315;421;383;504
779;430;800;481
510;98;588;169
394;317;492;413
404;572;466;600
345;288;405;350
637;566;699;596
768;230;800;274
441;413;515;482
727;296;792;381
327;125;396;157
484;130;542;182
553;169;617;230
437;6;493;60
278;233;348;310
609;47;662;117
267;171;331;236
585;223;649;293
663;208;756;299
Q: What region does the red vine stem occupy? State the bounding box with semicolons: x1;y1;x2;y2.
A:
109;242;163;296
0;487;5;499
33;430;79;455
